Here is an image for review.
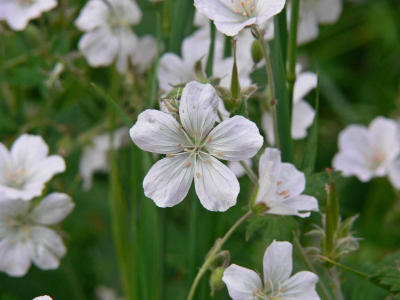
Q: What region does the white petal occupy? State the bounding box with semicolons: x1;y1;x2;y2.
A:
11;134;49;165
130;109;190;154
0;236;32;277
282;271;320;300
131;35;157;73
30;226;66;270
116;29;138;74
254;0;286;25
74;0;109;31
222;264;263;300
78;27;119;68
109;0;142;25
194;154;239;212
31;193;74;225
157;53;194;93
214;18;257;36
27;155;66;185
261;112;275;145
259;148;281;181
268;195;319;218
297;10;319;45
276;162;306;199
333;125;374;181
293;72;317;103
291;100;315;140
0;199;30;221
388;159;400;190
33;296;53;300
205;115;263;161
316;0;342;24
228;159;252;178
143;154;194;207
179;82;219;145
263;241;293;287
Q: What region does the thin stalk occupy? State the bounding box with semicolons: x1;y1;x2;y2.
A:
327;267;344;300
293;234;332;300
287;0;300;104
254;25;280;149
205;22;216;78
239;161;258;185
187;210;253;300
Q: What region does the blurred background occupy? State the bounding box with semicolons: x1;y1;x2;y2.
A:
0;0;400;299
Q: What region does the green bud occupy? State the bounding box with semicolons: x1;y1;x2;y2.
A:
209;266;225;295
194;59;207;82
251;40;263;65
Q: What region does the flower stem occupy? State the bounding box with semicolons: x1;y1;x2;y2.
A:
287;0;300;104
186;210;253;300
254;25;280;149
240;160;258;185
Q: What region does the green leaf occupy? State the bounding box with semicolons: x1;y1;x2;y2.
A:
304;170;342;200
370;251;400;294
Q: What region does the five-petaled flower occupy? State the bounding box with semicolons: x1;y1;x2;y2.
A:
333;117;400;188
130;81;263;211
194;0;286;36
255;148;319;217
0;134;66;201
223;240;320;300
0;193;74;277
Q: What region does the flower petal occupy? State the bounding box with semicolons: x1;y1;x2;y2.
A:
131;35;158;73
78;27;119;68
31;193;74;225
262;112;275;145
194;154;239;212
282;271;320;300
143;154;194;207
268;195;319;218
222;264;263;300
263;241;293;287
74;0;109;31
116;29;138;74
130;109;190;154
297;10;319;45
291;100;315;140
11;134;49;165
158;53;194;93
316;0;342;24
179;82;219;145
293;72;317;103
254;0;286;25
388;159;400;190
30;226;66;270
0;235;32;277
206;115;263;161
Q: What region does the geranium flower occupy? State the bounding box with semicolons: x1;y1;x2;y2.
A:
0;193;74;277
333;117;400;187
262;70;316;145
293;0;342;44
158;28;251;94
79;127;130;190
0;134;66;201
194;0;286;36
223;240;320;299
130;81;263;211
0;0;57;31
75;0;143;73
33;296;52;300
255;148;319;217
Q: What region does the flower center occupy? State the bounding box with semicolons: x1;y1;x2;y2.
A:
107;5;132;30
366;149;386;171
232;0;256;17
3;164;27;189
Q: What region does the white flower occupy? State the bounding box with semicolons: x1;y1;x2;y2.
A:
0;0;57;31
75;0;143;73
79;127;130;190
228;159;253;178
130;81;263;211
294;0;342;45
333;117;400;187
0;134;66;201
33;296;52;300
130;35;158;73
158;28;251;94
262;70;316;145
255;148;319;217
223;240;320;300
194;0;286;36
0;193;74;277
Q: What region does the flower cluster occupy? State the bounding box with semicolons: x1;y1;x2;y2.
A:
0;134;74;276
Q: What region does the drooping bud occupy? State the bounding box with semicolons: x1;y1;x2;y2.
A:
209;266;225;296
251;40;263;65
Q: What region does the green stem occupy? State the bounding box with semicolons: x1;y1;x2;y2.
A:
254;25;280;149
327;267;344;300
239;161;258;185
287;0;300;108
205;22;216;78
293;234;332;300
187;210;253;300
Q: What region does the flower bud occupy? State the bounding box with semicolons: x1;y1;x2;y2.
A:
209;266;225;295
251;40;263;65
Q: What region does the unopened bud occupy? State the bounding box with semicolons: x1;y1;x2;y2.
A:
209;266;225;295
251;40;263;65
